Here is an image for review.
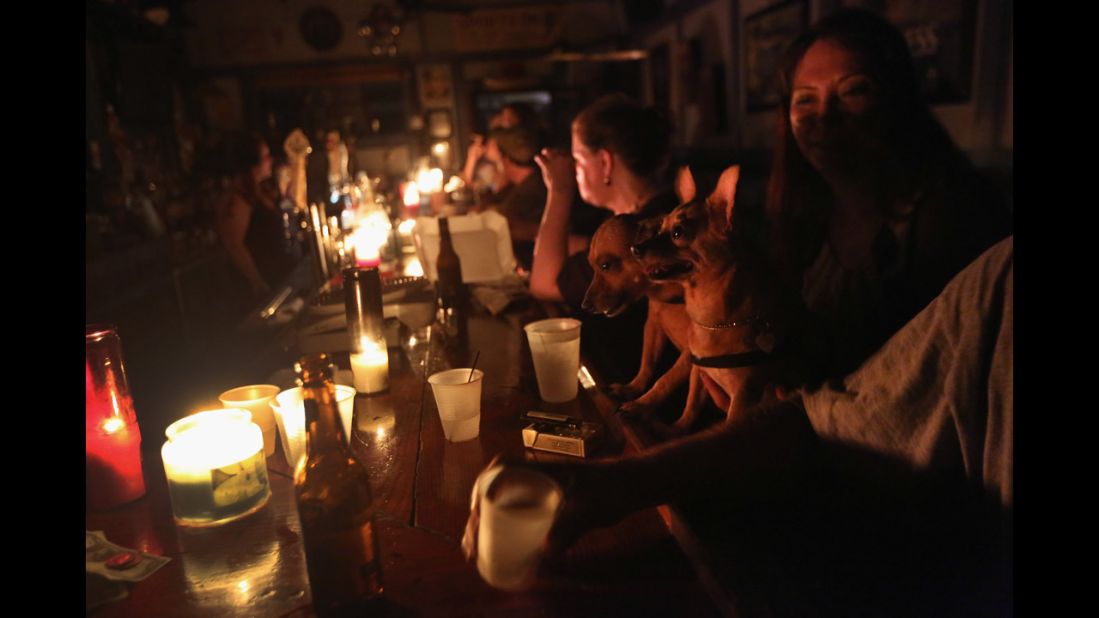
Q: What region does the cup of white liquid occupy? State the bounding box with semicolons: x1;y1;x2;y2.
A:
269;384;356;469
218;384;281;457
473;465;563;591
427;368;483;442
523;318;582;402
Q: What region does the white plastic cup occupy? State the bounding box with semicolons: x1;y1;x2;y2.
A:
218;385;281;457
474;465;563;591
523;318;582;403
427;368;483;442
269;385;356;469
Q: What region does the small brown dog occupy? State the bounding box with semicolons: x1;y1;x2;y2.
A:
633;165;790;430
581;215;693;413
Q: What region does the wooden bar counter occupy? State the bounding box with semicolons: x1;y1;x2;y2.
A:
86;294;723;617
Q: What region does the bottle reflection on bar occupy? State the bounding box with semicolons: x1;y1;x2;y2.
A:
294;354;384;615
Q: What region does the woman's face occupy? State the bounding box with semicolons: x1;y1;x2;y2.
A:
571;125;610;208
789;39;886;180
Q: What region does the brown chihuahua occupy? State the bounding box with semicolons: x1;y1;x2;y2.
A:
633;165;790;431
581;214;693;413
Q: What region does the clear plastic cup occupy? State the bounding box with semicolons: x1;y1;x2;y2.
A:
269;384;356;468
474;465;563;591
218;385;280;457
523;318;582;402
427;368;483;442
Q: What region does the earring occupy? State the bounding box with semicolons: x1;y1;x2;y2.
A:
603;176;611;186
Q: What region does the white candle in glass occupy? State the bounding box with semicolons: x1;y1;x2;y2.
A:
161;409;271;527
350;337;389;394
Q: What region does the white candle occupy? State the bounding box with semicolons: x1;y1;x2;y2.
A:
161;409;271;527
350;338;389;394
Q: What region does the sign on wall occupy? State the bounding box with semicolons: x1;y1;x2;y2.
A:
744;0;808;111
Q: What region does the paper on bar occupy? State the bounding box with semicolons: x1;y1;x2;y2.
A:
413;211;517;283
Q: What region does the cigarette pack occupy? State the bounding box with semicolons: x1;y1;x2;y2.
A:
521;421;601;458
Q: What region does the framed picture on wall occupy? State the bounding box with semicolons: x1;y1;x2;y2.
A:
744;0;808;111
845;0;977;104
417;64;455;109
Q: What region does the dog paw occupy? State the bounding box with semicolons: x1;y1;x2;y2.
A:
671;416;697;434
608;382;644;401
617;399;653;415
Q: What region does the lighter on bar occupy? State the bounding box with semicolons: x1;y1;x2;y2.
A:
521;410;583;428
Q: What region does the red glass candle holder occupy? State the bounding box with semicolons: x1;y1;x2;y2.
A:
86;324;146;509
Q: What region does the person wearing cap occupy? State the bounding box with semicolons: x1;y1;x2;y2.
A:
487;124;547;269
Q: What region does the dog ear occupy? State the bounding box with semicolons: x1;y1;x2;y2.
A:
714;165;740;228
675;166;696;203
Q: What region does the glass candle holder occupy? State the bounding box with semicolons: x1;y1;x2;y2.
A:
86;324;146;510
161;409;271;527
344;267;389;394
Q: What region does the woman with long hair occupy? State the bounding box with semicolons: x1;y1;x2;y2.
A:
217;134;294;299
768;9;1011;381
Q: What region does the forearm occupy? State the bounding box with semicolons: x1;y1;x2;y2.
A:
529;189;574;301
598;399;815;512
460;154;479;185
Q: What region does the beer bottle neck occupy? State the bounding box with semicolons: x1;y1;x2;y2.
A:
301;380;347;452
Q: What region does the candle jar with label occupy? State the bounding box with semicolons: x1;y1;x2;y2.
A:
161;409;271;527
344;266;389;394
86;324;147;510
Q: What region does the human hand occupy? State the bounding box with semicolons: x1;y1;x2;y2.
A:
466;134;486;162
534;148;577;197
461;454;630;566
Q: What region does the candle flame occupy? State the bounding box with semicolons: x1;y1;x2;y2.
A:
101;417;125;435
416;168;444;193
403;259;424;277
402;182;420;207
358;337;387;357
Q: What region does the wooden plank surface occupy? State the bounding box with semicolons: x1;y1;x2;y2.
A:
87;298;723;617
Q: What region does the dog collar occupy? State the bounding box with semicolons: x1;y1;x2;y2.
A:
692;314;777;354
689;349;776;368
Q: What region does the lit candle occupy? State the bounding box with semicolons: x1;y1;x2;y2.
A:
402;181;421;219
86;417;145;508
350;337;389;394
86;325;146;510
355;242;381;268
161;409;271;527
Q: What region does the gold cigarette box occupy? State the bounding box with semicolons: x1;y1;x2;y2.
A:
521;422;601;458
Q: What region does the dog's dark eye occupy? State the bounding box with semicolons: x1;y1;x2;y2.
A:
600;261;613;272
671;225;685;240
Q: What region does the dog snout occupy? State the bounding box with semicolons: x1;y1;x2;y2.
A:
581;289;594;312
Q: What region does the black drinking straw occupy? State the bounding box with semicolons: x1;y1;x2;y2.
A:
467;351;480;383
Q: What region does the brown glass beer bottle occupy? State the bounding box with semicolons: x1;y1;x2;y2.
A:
293;353;383;616
435;216;467;310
